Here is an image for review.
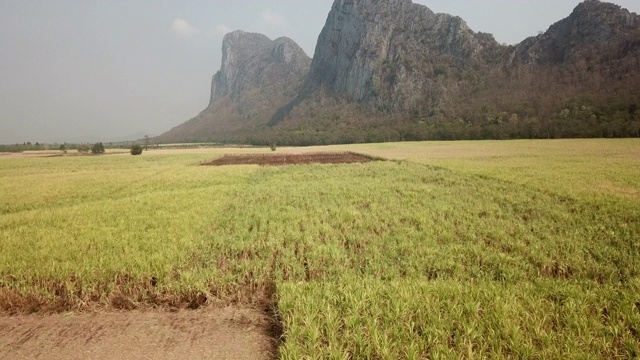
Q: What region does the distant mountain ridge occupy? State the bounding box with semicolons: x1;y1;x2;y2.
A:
156;0;640;145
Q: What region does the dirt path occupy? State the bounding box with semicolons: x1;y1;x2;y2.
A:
0;307;274;360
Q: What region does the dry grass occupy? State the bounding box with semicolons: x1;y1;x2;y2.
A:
1;139;639;358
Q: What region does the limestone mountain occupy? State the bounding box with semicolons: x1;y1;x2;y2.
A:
157;0;640;145
155;31;310;144
269;0;640;144
271;0;500;125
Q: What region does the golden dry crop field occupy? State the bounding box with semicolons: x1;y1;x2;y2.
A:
1;139;639;358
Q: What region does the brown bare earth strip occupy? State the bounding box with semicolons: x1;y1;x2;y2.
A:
0;279;283;359
202;151;381;166
0;307;274;360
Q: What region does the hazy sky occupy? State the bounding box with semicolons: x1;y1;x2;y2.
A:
1;0;639;144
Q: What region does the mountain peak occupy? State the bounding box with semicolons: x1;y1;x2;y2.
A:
571;0;635;21
514;0;640;64
210;32;309;104
270;0;489;125
222;31;270;46
574;0;613;11
155;31;310;144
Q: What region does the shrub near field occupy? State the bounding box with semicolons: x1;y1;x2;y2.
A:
0;140;639;358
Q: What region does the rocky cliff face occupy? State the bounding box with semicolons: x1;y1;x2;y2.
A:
210;31;310;103
209;32;272;102
272;0;499;125
156;31;310;143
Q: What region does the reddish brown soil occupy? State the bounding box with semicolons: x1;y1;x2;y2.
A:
0;307;274;360
203;152;379;166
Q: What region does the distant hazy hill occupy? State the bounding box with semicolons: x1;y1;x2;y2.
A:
157;0;640;145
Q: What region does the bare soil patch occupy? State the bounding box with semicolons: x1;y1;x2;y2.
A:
0;307;274;360
202;151;381;166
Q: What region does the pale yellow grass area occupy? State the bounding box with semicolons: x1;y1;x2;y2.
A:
349;139;640;200
1;139;638;358
143;139;640;200
1;149;130;158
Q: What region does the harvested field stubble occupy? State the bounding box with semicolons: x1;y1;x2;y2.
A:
202;152;380;166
